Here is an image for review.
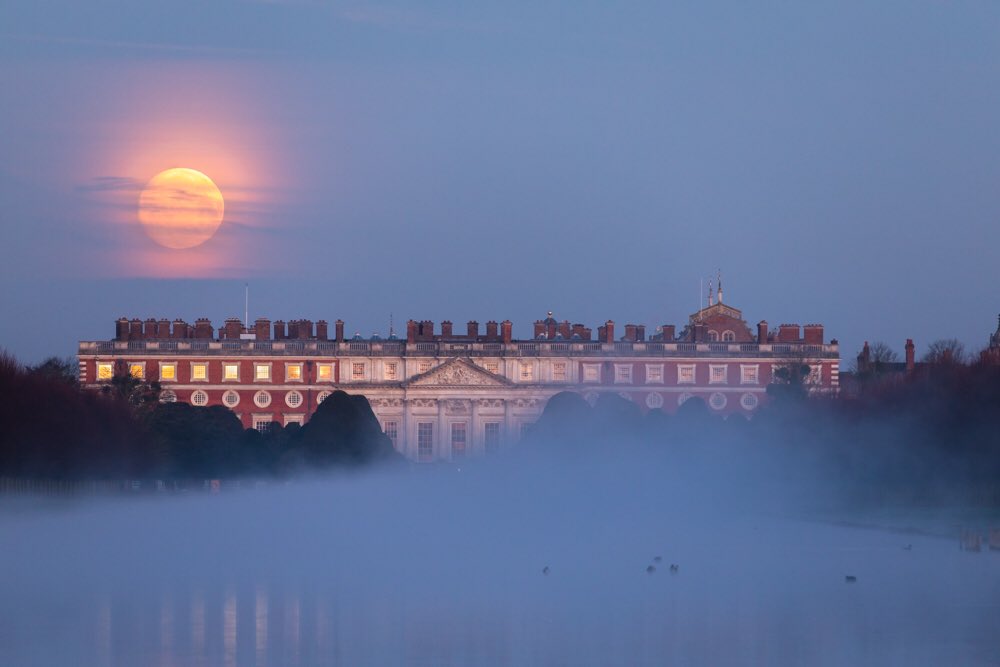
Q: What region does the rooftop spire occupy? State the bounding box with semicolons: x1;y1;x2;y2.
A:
717;270;723;304
708;279;714;307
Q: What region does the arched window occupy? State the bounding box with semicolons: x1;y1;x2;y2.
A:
707;330;719;341
722;330;736;342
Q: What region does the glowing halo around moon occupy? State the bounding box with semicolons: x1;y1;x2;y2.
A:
138;168;225;249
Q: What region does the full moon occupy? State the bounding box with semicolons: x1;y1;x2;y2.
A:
138;168;225;249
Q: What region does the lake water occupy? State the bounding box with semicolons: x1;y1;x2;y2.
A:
1;462;998;666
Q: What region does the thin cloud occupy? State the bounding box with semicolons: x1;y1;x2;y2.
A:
77;176;144;193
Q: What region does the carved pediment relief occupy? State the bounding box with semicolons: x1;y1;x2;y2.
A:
406;358;511;388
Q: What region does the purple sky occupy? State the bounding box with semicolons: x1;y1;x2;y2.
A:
2;1;999;363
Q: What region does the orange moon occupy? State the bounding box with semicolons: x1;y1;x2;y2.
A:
138;168;225;249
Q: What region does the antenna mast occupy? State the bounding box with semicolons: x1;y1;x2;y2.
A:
244;283;249;330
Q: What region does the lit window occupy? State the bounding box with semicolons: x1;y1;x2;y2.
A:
97;363;113;380
484;422;501;454
520;363;533;381
645;364;664;384
384;361;398;380
286;363;303;382
285;390;303;408
710;365;728;385
159;363;176;381
740;365;759;385
451;423;467;458
614;365;632;384
417;423;434;461
552;362;567;382
223;363;239;381
351;362;365;380
129;363;145;379
484;361;500;374
255;364;271;381
722;330;736;342
677;365;696;384
418;360;432;374
254;391;272;408
317;363;333;381
583;364;600;383
223;390;240;408
191;363;207;381
190;390;209;406
384;421;399;449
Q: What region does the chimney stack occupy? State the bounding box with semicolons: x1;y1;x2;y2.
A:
407;320;417;344
501;320;513;344
905;339;915;373
467;321;479;338
255;318;271;341
335;319;345;342
316;320;328;341
441;321;453;338
486;321;499;340
757;321;769;343
273;320;287;340
602;320;615;344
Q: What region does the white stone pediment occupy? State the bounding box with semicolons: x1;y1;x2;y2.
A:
406;358;511;388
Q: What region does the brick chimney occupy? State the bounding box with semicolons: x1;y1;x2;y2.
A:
757;321;769;343
194;318;213;340
255;318;271;341
441;321;453;338
316;320;328;341
602;320;615;344
623;324;637;342
335;319;345;342
298;319;313;339
223;318;242;339
115;317;129;341
129;318;143;340
558;321;571;339
467;321;479;338
406;320;417;343
571;323;587;339
157;319;171;338
273;320;287;340
660;324;675;341
144;318;158;339
501;320;513;344
533;320;545;339
803;324;824;345
486;321;499;340
777;324;800;343
905;338;915;373
171;319;188;339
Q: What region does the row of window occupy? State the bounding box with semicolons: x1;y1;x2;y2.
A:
410;421;505;461
165;389;329;410
98;361;335;383
102;359;823;387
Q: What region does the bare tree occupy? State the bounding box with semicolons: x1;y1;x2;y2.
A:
922;338;966;365
869;341;899;364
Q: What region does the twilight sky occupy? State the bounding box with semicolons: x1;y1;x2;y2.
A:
1;1;999;363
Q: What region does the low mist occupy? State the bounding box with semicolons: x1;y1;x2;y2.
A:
2;425;999;666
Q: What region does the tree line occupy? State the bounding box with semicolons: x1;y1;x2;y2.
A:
0;352;398;481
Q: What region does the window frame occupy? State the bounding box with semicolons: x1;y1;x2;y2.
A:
190;362;208;382
254;363;272;382
222;362;240;382
285;362;304;383
677;364;696;385
709;364;729;385
645;363;664;384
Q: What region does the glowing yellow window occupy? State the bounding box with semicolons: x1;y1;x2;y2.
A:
160;364;176;381
255;364;271;381
192;363;208;381
317;364;333;381
223;363;239;381
286;364;303;381
129;364;144;379
97;363;113;380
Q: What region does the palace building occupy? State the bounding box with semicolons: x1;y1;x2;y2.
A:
78;289;839;461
